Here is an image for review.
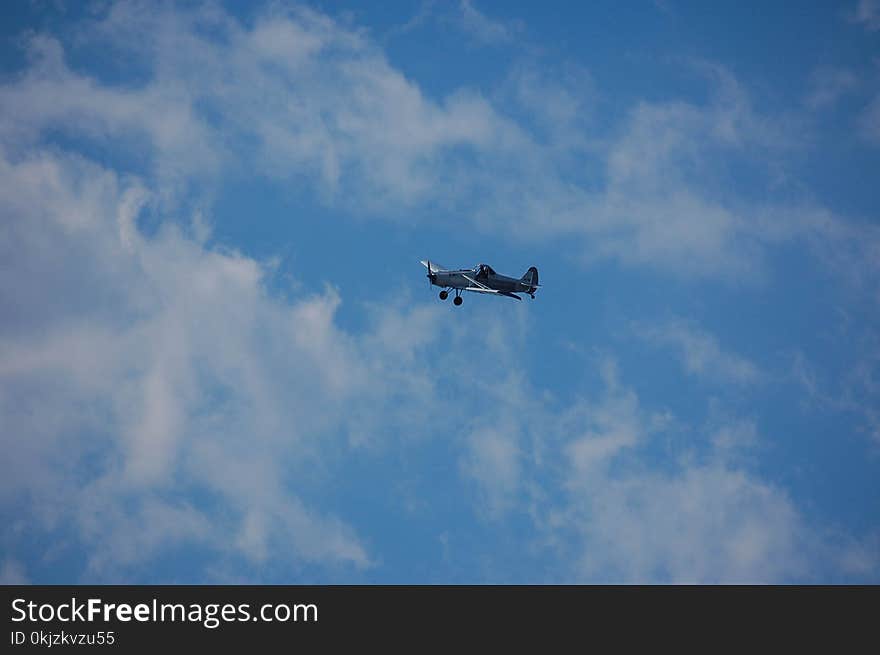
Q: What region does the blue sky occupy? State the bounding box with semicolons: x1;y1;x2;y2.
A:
1;0;879;583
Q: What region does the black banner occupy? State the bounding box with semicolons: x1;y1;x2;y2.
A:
2;586;875;649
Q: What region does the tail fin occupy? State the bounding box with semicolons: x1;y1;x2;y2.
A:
521;266;538;287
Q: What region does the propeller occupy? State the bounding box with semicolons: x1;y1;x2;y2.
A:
426;259;433;290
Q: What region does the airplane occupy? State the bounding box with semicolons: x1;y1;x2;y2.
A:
420;260;540;305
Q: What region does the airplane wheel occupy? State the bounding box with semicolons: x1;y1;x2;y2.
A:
453;296;463;306
439;290;448;300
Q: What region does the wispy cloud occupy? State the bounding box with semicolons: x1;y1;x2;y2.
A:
634;319;761;385
806;66;859;110
528;357;852;583
0;559;29;585
460;425;522;517
851;0;880;31
457;1;522;45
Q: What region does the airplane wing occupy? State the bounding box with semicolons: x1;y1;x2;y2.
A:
461;274;490;290
463;287;522;301
461;275;522;301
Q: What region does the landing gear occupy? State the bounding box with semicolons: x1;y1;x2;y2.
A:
439;290;448;300
453;296;463;306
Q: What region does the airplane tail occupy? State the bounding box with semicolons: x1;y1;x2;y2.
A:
521;266;538;288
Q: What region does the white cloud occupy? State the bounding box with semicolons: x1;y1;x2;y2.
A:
0;4;515;209
806;67;859;110
457;1;521;45
570;465;809;583
635;319;761;385
460;425;522;517
533;360;872;583
388;1;522;47
0;144;447;577
448;352;841;582
786;341;880;447
562;359;644;477
1;140;873;581
0;12;677;269
504;63;597;150
710;419;758;453
851;0;880;31
1;3;876;286
0;34;220;194
0;559;30;585
0;143;534;579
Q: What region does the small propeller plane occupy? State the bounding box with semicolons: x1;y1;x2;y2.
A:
420;260;540;305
